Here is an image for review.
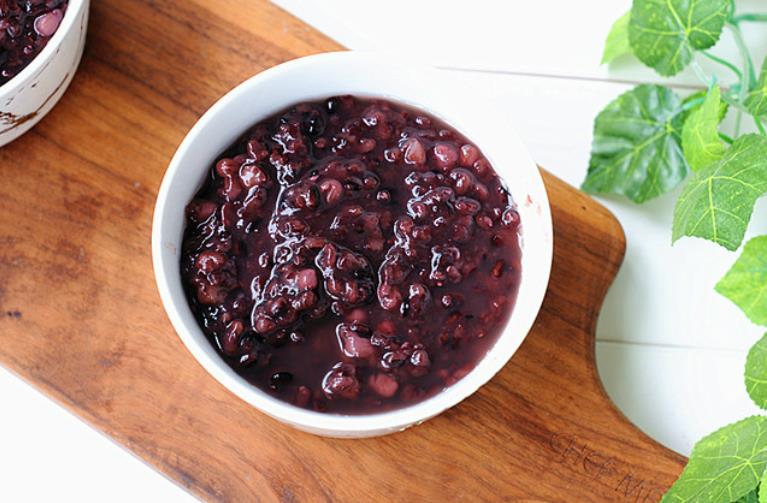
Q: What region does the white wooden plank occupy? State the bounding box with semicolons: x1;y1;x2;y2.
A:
596;341;757;456
273;0;767;88
0;367;197;503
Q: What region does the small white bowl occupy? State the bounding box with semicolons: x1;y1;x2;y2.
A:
152;52;553;438
0;0;89;147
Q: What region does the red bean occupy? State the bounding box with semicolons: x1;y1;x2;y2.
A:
410;349;430;367
322;363;360;399
196;250;226;273
216;158;240;177
319;178;344;206
222;176;243;201
187;199;217;222
473;159;491;178
383;147;401;163
368;373;398;397
432;143;458;171
221;320;244;355
356;138;377;153
502;208;520;227
402;138;426;165
239;162;268;188
336;323;374;359
459;144;480;167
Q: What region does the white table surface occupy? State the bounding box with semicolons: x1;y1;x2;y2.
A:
2;1;766;501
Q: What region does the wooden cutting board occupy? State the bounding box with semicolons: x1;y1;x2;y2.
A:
0;1;686;501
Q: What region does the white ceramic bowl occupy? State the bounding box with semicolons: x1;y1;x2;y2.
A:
152;52;553;438
0;0;89;147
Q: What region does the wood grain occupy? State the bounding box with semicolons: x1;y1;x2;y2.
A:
0;1;685;501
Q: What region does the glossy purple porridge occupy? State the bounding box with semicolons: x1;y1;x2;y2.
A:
181;96;522;414
0;0;67;86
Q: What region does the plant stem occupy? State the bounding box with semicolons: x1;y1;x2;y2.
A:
755;116;767;136
728;22;757;86
727;22;755;135
721;91;753;114
690;60;712;87
733;13;767;23
682;96;706;111
700;51;743;80
719;132;735;144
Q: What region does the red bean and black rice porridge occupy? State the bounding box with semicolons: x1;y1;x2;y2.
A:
181;96;522;413
0;0;67;85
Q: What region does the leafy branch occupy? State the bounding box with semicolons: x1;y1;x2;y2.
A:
587;1;767;501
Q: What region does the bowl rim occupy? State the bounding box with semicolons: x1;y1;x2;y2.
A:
0;0;88;94
152;51;553;434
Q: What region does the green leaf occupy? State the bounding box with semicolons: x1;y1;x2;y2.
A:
744;335;767;409
761;478;767;503
629;0;730;76
602;12;632;64
745;56;767;117
682;85;726;171
716;236;767;326
744;488;760;503
740;487;760;503
672;134;767;251
682;89;729;124
662;416;767;503
583;84;688;203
